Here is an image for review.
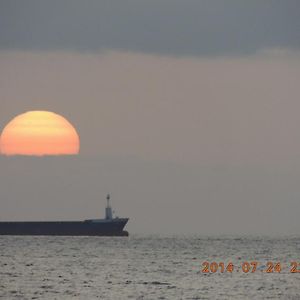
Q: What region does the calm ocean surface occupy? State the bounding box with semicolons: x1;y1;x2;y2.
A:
1;235;300;299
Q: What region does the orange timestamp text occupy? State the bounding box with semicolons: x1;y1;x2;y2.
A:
201;261;300;273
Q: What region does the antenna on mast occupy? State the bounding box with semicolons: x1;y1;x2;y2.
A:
105;194;113;219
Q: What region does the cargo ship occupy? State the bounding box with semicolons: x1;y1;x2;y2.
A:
0;194;129;236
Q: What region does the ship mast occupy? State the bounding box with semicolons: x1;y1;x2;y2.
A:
105;194;113;219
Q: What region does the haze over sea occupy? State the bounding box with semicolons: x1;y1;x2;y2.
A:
1;235;300;299
1;1;300;299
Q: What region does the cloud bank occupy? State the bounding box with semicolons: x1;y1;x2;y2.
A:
0;0;299;56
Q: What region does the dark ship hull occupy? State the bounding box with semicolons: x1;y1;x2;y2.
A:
0;218;129;236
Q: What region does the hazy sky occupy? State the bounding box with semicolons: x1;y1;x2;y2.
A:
1;1;300;235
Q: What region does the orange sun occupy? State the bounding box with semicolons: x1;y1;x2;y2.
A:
0;111;80;156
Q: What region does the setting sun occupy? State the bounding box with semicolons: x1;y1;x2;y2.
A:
0;111;80;156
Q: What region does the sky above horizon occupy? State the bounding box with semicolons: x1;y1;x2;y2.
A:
1;1;300;234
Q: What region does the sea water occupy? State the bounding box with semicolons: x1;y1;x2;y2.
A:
1;235;300;299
